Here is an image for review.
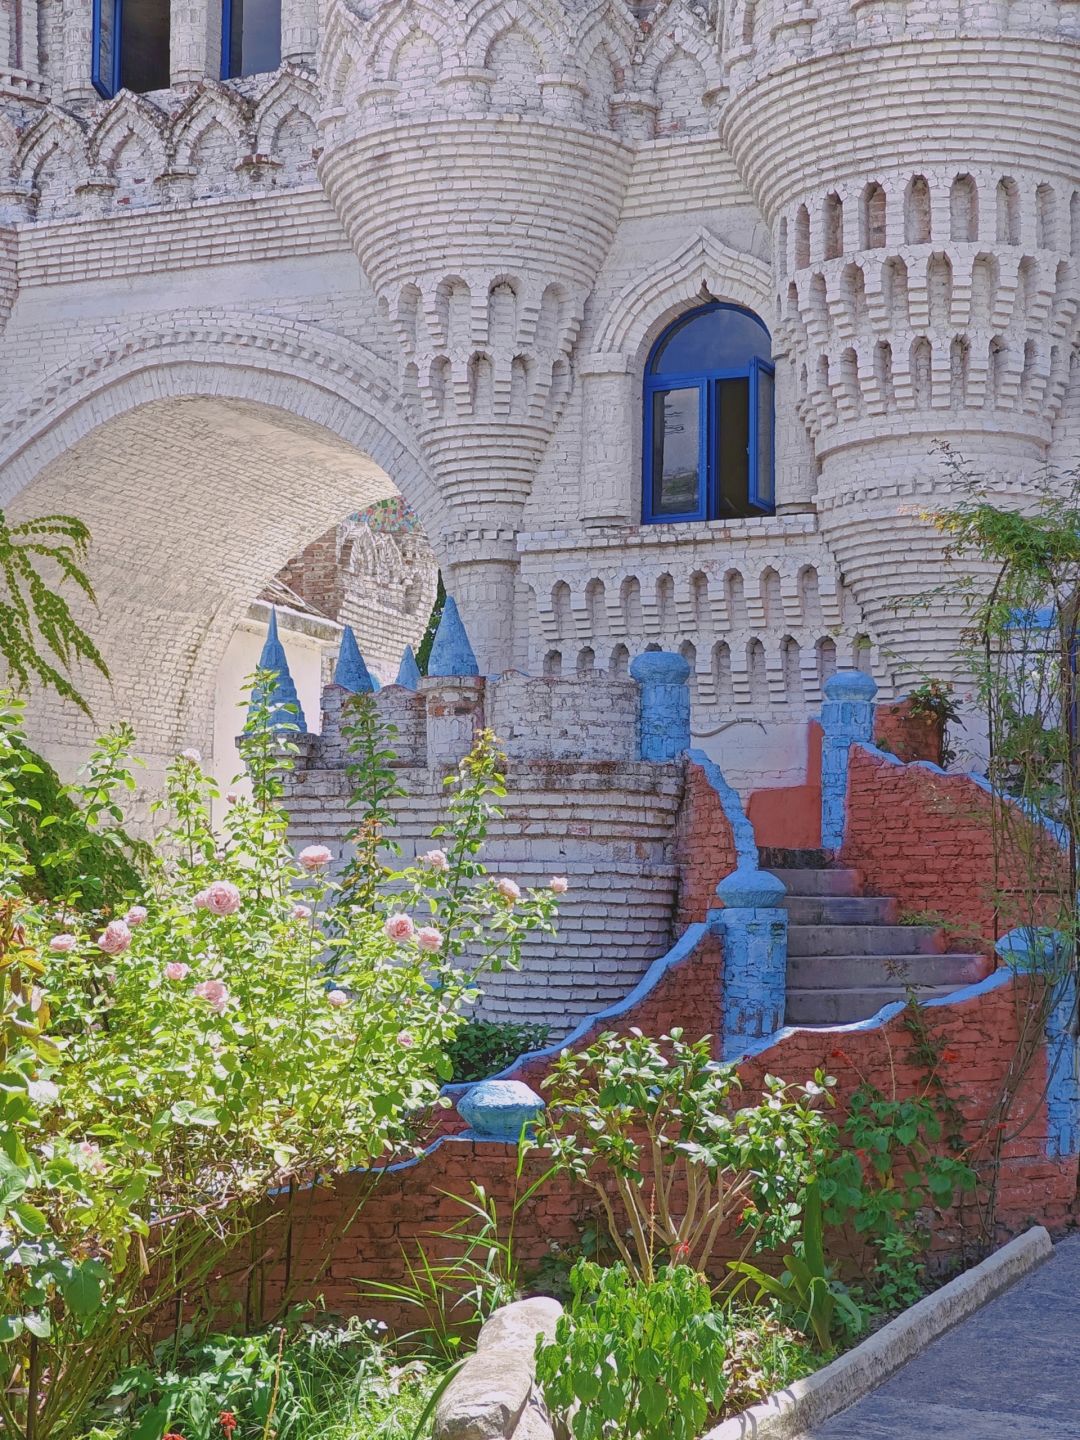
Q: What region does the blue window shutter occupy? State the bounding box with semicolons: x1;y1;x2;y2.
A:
748;357;776;513
92;0;120;98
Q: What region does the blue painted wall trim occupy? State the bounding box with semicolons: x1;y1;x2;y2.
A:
441;922;710;1101
996;928;1079;1158
686;748;758;868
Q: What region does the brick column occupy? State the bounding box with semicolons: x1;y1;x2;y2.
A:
631;652;690;761
171;0;222;88
281;0;318;65
820;669;878;849
62;0;98;103
713;866;788;1061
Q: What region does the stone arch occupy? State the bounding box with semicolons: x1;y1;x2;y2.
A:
17;109;87;215
0;319;443;778
653;46;708;136
170;87;252;171
87;92;168;177
253;69;320;157
467;0;564;74
589;228;772;362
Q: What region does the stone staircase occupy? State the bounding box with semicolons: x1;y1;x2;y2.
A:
761;850;992;1026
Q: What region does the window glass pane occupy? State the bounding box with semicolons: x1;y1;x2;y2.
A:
94;0;117;97
119;0;170;93
754;366;776;510
651;387;701;517
228;0;282;76
716;378;751;518
653;307;771;376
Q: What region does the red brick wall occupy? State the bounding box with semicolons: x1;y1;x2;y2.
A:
841;746;1068;952
227;971;1075;1331
674;762;738;927
874;698;945;764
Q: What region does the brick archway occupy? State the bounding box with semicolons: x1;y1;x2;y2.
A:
0;326;441;790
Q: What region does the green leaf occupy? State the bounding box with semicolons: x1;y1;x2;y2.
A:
10;1201;47;1236
23;1312;51;1339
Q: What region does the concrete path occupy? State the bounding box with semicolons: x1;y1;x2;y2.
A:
803;1236;1080;1439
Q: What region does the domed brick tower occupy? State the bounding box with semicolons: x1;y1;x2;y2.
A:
721;0;1080;681
316;0;642;672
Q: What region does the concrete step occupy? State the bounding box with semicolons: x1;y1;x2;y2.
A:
786;984;963;1027
788;953;992;990
782;894;898;925
759;847;830;870
767;867;862;897
787;923;945;957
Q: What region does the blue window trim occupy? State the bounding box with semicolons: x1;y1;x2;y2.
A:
221;0;235;78
91;0;122;99
642;302;776;525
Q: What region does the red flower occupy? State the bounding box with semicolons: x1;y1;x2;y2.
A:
164;1433;186;1440
673;1242;691;1261
219;1416;239;1438
831;1048;849;1061
941;1048;959;1064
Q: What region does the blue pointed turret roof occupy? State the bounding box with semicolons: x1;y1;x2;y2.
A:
249;608;307;731
396;644;421;690
334;625;378;693
427;596;479;677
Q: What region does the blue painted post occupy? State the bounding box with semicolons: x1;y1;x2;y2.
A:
713;866;788;1061
334;625;379;693
630;651;691;761
820;670;878;850
996;928;1079;1158
248;607;307;732
396;644;421;690
456;1080;545;1142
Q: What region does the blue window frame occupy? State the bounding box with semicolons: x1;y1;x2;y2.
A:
643;303;775;524
221;0;282;79
92;0;170;98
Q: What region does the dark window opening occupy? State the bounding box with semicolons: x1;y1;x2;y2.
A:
222;0;282;78
93;0;171;98
642;303;775;524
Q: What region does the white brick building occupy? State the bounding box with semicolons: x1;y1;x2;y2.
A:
2;0;1079;793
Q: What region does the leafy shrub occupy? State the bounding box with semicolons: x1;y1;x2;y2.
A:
535;1261;728;1440
535;1029;837;1282
0;688;560;1439
99;1314;439;1440
446;1019;551;1083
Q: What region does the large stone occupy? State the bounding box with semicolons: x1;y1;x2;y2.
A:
478;1296;563;1354
434;1349;534;1440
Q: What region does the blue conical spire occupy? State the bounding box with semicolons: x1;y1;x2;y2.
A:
396;644;421;690
427;596;479;677
334;625;378;693
249;608;307;731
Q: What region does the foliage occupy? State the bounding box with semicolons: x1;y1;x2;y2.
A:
446;1019;551;1084
0;683;561;1440
93;1314;441;1440
360;1182;527;1364
905;679;963;766
729;1181;863;1352
535;1261;728;1440
5;725;148;918
534;1030;838;1283
415;572;445;677
0;510;108;716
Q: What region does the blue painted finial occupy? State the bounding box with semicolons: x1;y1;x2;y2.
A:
249;608;307;732
334;626;378;693
427;596;479;678
456;1080;545;1141
396;644;421;690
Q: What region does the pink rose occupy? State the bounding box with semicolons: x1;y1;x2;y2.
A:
495;877;521;903
416;926;443;953
97;920;131;955
298;845;333;871
203;881;241;917
179;748;202;765
292;903;312;921
327;989;349;1009
549;876;569;894
125;905;148;927
164;962;190;981
397;1030;415;1048
385;913;415;943
226;791;239;804
421;849;449;872
49;934;77;954
194;888;211;910
193;978;229;1014
77;1140;107;1175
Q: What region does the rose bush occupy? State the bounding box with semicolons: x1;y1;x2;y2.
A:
0;686;559;1439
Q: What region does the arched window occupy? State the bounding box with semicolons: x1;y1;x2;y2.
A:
643;303;774;524
222;0;282;77
92;0;171;97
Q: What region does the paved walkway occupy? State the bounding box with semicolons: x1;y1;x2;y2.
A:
804;1236;1080;1439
